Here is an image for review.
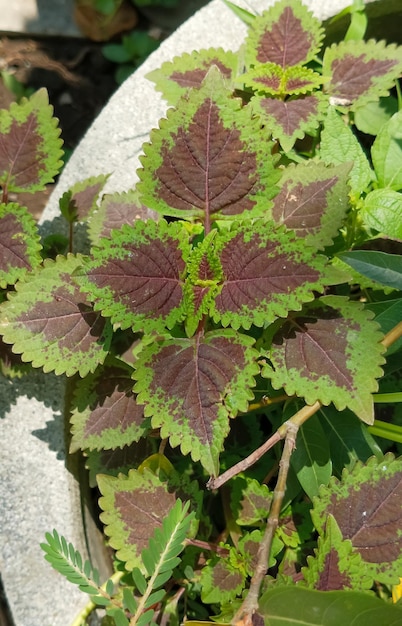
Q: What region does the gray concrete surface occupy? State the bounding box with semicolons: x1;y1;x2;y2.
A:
0;0;81;37
0;1;381;625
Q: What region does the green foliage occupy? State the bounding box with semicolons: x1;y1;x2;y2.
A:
2;1;402;624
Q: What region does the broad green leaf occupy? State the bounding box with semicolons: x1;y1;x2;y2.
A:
88;188;158;244
81;219;190;334
134;329;259;476
0;254;112;376
323;39;402;110
320;106;373;193
70;360;148;453
259;585;402;625
138;67;276;222
339;250;402;291
0;202;42;287
290;415;332;500
361;188;402;240
146;48;239;105
318;406;382;476
371;109;402;191
270;162;351;249
0;88;63;193
263;296;385;423
312;453;402;586
251;92;326;153
97;468;201;572
354;96;398;136
244;0;323;68
367;298;402;355
302;515;373;591
211;221;341;331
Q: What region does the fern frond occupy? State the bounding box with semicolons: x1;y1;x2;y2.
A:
130;499;195;625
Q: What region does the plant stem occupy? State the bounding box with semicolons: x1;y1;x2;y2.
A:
381;321;402;349
231;421;299;626
207;400;321;490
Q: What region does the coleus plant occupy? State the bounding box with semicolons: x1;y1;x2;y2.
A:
1;0;402;624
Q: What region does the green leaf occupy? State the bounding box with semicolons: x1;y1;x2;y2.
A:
69;360;148;453
367;298;402;355
311;453;402;586
0;202;42;287
290;415;332;500
97;468;201;572
0;254;113;376
263;296;385;423
323;39;402;111
320;106;373;193
59;174;109;224
200;552;245;604
371;109;402;191
134;329;259;476
259;585;402;625
0;88;63;193
242;64;323;96
81;219;190;334
361;188;402;240
354;96;398;136
138;66;276;222
230;476;272;526
146;48;239;106
244;0;323;68
338;250;402;290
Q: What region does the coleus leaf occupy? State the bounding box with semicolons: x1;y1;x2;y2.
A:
146;48;239;105
230;476;272;526
323;39;402;110
88;189;158;244
59;174;110;224
270;162;351;248
81;219;190;333
210;221;339;330
244;0;323;69
242;64;323;96
138;66;275;223
251;93;326;153
200;552;245;604
97;467;201;571
259;585;402;625
133;329;259;476
320;106;373;195
70;360;149;453
0;254;112;376
302;514;373;591
85;439;156;488
0;202;42;287
311;453;402;586
262;296;385;424
0;88;63;193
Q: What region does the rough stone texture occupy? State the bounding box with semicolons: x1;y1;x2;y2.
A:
0;1;383;625
0;0;81;37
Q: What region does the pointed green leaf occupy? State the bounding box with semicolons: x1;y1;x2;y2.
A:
263;296;385;423
0;254;112;376
361;188;402;240
97;468;201;572
0;88;63;193
367;298;402;355
259;586;402;625
354;96;398;136
146;48;239;105
211;221;337;330
302;514;373;591
70;361;148;453
312;454;402;586
242;64;323;96
0;202;42;287
290;415;332;500
339;250;402;291
270;162;351;248
371;109;402;191
320;106;373;193
244;0;323;68
134;329;259;476
138;67;275;222
323;39;402;110
81;219;190;333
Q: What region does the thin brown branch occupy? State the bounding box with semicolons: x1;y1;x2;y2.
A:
381;321;402;349
231;421;299;625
